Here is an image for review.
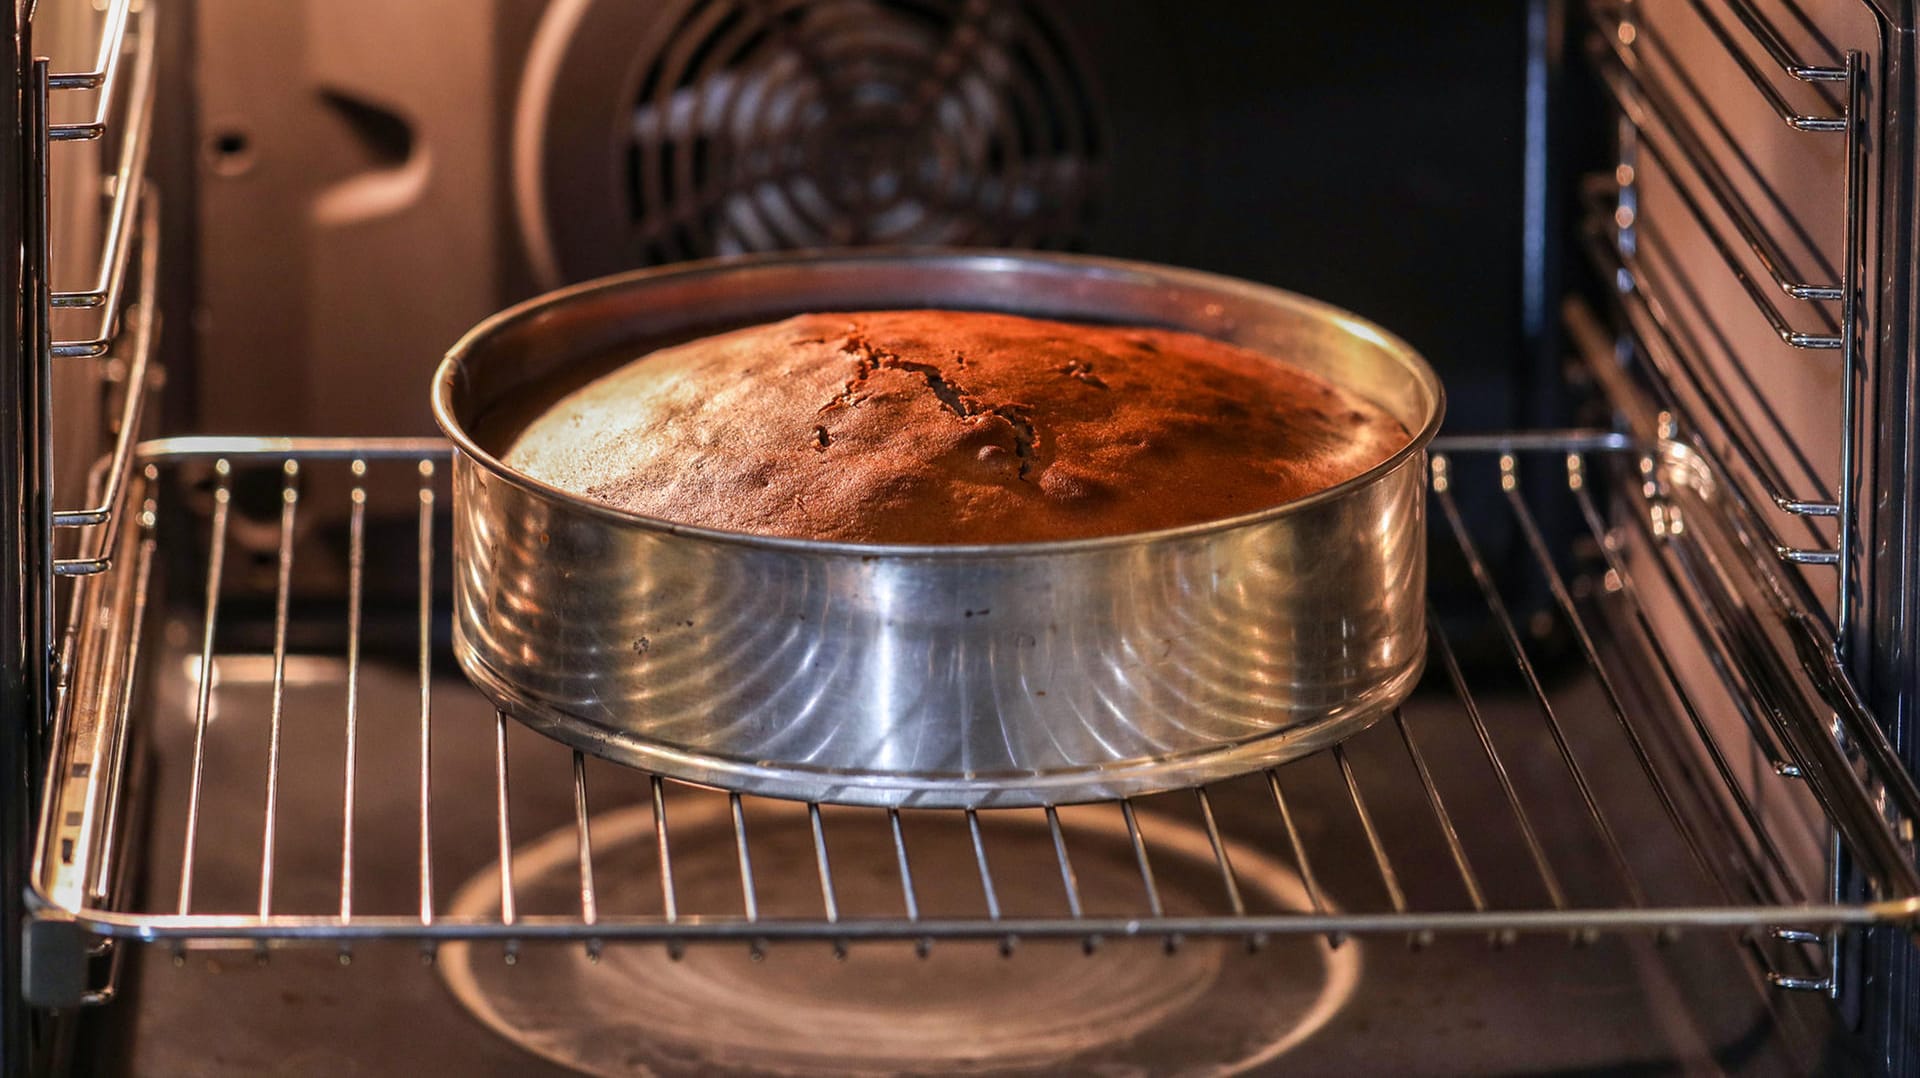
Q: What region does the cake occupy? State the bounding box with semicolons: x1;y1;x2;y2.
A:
500;309;1410;544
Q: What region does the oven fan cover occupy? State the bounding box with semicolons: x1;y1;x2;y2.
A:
513;0;1107;287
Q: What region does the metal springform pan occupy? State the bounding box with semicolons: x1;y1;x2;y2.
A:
432;251;1442;807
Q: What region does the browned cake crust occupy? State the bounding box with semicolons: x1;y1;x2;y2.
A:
502;310;1411;544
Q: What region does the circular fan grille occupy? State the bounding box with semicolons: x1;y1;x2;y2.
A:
622;0;1104;263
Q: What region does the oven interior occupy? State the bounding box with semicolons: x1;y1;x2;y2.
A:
14;0;1920;1074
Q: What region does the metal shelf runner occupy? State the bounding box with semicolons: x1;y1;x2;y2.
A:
41;0;161;576
1594;0;1864;637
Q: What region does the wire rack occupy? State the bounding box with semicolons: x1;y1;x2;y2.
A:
23;432;1920;1008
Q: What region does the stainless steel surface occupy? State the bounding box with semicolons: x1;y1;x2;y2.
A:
22;433;1920;997
430;251;1442;808
189;0;499;443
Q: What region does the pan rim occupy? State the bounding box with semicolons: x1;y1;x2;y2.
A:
429;246;1445;558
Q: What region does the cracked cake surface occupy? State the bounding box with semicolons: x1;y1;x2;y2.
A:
501;309;1411;544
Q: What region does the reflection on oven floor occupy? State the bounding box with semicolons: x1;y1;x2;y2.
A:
99;645;1829;1075
439;801;1358;1077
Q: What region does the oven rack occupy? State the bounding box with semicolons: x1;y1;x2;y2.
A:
22;432;1920;1007
1590;0;1864;642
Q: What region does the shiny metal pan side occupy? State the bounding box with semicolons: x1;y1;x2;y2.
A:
433;250;1442;807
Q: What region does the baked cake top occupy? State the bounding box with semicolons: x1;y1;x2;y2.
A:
502;309;1410;544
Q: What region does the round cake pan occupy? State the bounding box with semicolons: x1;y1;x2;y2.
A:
432;251;1442;808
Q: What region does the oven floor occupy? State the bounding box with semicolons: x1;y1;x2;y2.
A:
83;629;1841;1076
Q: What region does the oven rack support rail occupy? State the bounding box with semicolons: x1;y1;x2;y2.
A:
39;0;161;578
11;0;163;1017
1589;0;1866;651
21;432;1920;1009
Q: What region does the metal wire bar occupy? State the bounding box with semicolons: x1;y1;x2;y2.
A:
174;461;230;916
60;900;1920;945
731;794;760;924
572;753;596;930
1779;547;1841;566
1193;789;1246;917
1767;973;1833;991
88;493;155;906
1118;799;1164;919
808;804;839;924
965;810;1001;922
135;437;451;464
807;803;848;957
340;466;366;922
868;809;914;921
1833;50;1864;651
1120;800;1179;951
416;462;435;927
1198;787;1265;950
970;811;1016;954
493;712;516;929
1428;429;1633;454
1044;807;1084;920
256;462;297;919
652;777;677;925
1434;458;1649;908
1039;806;1105;954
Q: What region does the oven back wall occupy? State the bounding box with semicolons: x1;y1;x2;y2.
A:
191;0;498;439
189;1;1533;438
